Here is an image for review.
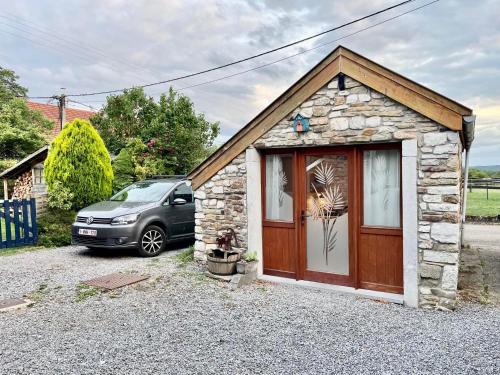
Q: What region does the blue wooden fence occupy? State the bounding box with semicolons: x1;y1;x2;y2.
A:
0;198;38;249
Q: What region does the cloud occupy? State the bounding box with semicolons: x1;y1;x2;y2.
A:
0;0;498;165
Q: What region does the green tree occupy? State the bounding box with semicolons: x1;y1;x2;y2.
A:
0;66;27;102
151;88;220;174
0;98;53;159
90;87;159;154
91;87;219;175
44;119;113;209
112;146;135;192
469;168;489;179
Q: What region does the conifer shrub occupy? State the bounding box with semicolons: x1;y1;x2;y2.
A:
44;118;113;209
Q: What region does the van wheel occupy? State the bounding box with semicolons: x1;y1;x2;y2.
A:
138;225;166;257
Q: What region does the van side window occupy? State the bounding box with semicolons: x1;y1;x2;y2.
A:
173;183;193;203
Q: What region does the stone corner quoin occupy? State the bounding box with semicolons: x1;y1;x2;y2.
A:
193;76;463;310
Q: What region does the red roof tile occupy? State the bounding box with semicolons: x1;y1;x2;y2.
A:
27;101;95;138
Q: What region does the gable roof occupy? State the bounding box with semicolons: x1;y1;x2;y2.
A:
188;46;473;190
0;146;49;179
27;101;95;139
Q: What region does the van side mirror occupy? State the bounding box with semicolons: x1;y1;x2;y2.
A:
172;198;187;206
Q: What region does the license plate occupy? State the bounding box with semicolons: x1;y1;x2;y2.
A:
78;229;97;236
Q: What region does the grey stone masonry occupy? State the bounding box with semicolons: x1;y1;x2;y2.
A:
194;153;247;261
194;76;463;310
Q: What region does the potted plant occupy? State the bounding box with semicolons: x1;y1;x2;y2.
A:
236;251;258;275
206;228;241;275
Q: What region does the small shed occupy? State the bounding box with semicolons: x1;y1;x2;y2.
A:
187;46;475;310
0;102;95;212
1;146;49;212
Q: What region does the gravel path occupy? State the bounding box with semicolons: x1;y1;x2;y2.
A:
1;246;499;374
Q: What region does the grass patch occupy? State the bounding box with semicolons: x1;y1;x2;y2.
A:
466;189;500;217
0;217;16;240
0;245;46;257
26;282;50;302
75;283;100;302
175;246;194;267
147;258;161;267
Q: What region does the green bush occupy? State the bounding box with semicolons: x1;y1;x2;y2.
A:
44;118;113;209
47;181;74;210
243;251;258;262
175;246;194;266
112;146;135;193
37;209;76;247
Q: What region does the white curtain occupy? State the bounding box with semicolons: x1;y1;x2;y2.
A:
363;150;400;227
266;155;293;221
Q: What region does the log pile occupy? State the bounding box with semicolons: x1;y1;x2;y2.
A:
12;171;33;199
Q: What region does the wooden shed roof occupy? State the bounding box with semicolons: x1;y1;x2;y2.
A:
188;46;473;189
0;146;49;180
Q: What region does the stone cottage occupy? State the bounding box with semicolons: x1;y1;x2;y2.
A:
187;46;475;310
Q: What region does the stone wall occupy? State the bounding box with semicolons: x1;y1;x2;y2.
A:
193;153;247;260
194;75;463;309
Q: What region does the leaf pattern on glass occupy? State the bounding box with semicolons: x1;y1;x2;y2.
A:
373;153;390;210
278;165;287;207
314;162;335;186
310;160;346;265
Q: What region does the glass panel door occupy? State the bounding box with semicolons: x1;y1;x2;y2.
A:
262;153;297;278
265;154;294;222
363;150;401;227
305;154;350;276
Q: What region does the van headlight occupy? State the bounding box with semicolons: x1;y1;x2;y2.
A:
111;213;139;225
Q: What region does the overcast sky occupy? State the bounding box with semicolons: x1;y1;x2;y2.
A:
0;0;498;166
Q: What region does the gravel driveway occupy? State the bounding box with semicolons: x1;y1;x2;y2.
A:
1;246;499;374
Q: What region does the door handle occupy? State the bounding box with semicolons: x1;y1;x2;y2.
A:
300;210;310;224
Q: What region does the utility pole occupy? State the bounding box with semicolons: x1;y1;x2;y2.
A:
56;87;66;131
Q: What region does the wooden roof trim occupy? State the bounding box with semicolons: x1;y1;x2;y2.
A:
191;59;340;189
0;145;49;179
189;46;472;189
341;55;463;131
188;48;341;183
339;47;472;116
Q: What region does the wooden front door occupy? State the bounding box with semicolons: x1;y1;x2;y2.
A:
261;151;298;278
298;148;356;286
357;145;403;294
261;146;403;294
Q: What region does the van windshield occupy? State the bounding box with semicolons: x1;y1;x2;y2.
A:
110;181;175;203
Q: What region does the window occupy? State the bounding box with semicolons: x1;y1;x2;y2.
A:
265;154;293;221
173;183;193;203
110;181;175;202
363;149;400;227
33;167;44;185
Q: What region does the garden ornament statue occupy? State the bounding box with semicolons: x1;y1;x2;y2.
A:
207;227;241;275
215;227;239;252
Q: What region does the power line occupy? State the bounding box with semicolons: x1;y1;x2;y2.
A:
0;16;152;83
0;26;148;82
0;11;150;75
26;0;418;99
72;0;439;106
66;99;97;111
177;1;439;92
